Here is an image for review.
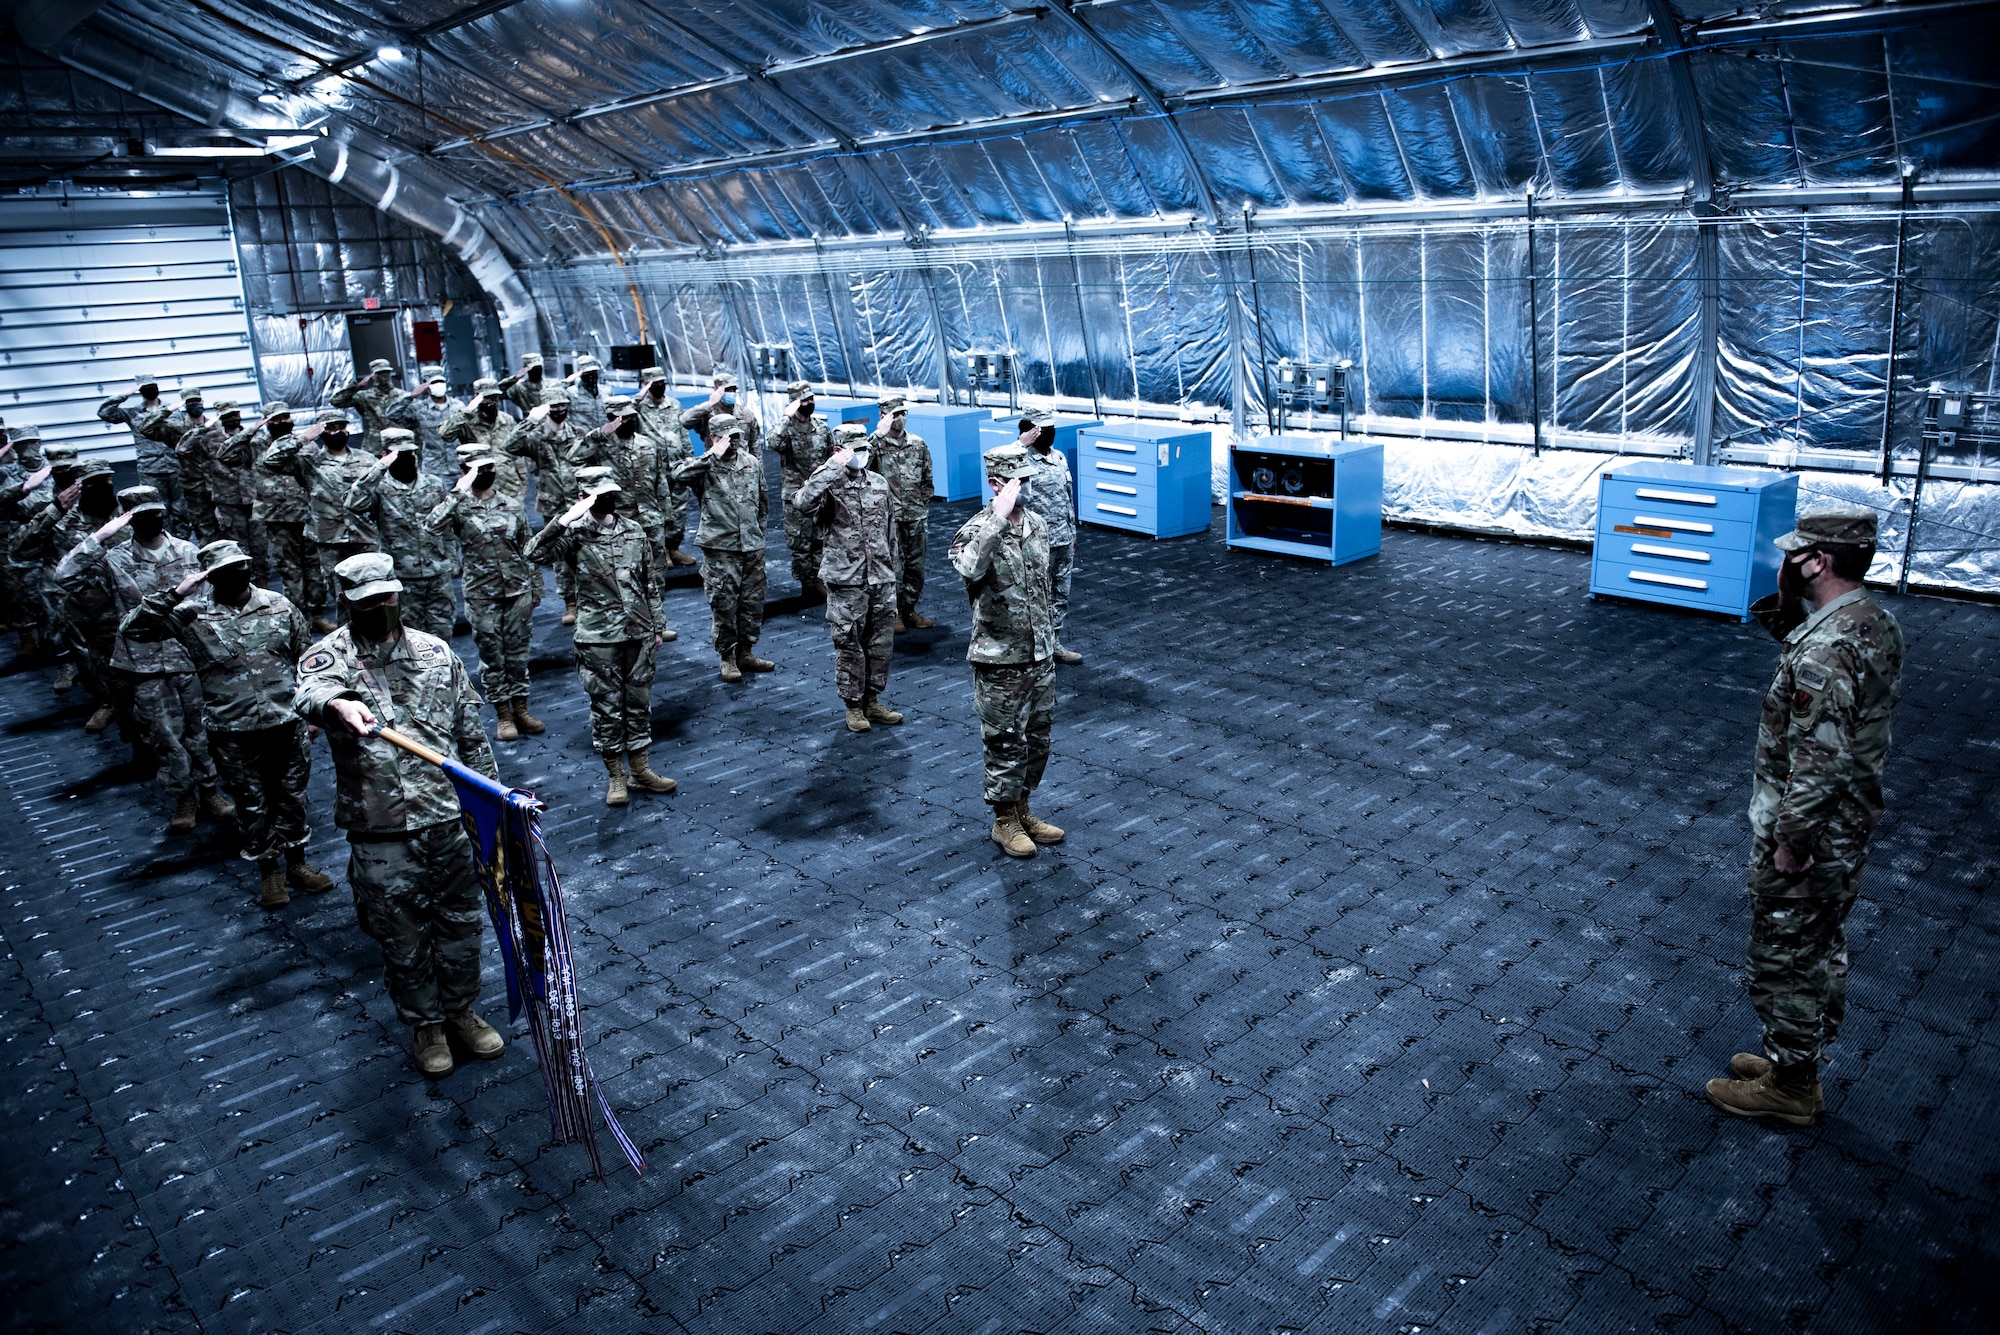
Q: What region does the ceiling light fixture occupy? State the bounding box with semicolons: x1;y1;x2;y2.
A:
377;45;404;62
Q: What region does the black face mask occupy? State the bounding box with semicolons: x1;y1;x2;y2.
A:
349;601;401;641
527;366;543;381
474;468;497;492
389;452;419;483
131;512;167;542
478;403;499;421
646;384;664;400
550;408;569;426
581;372;599;394
271;418;293;438
615;418;639;438
208;568;252;604
590;495;618;519
324;428;349;451
81;479;115;513
1777;551;1815;604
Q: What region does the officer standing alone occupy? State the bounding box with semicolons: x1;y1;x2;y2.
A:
1706;506;1903;1126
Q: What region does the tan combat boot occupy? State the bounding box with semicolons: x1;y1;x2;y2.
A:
169;792;198;833
1728;1053;1824;1114
1054;645;1083;665
893;615;906;634
311;614;338;634
1706;1060;1821;1126
512;699;545;735
603;752;629;806
669;547;697;567
84;703;115;733
719;653;743;683
560;597;577;626
447;1009;505;1058
991;803;1036;858
659;624;678;642
863;695;903;726
285;850;333;894
51;662;75;693
258;858;290;908
495;703;519;742
1017;798;1065;845
200;787;236;822
413;1023;454;1077
844;700;871;733
736;647;774;673
904;612;933;629
627;749;677;794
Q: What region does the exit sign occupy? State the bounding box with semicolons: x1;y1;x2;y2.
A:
363;297;380;310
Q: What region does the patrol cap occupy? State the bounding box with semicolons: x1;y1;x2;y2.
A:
835;421;869;442
334;551;402;601
263;401;292;418
315;408;349;426
1020;408;1056;429
43;441;76;463
381;427;418;452
463;454;499;472
135;371;160;389
575;464;620;496
786;381;814;403
575;355;602;373
426;373;448;389
640;366;667;384
1775;504;1878;552
118;484;166;514
606;398;638;420
472;376;500;394
197;539;252;572
707;414;743;439
521;352;544;368
456;442;488;460
367;358;395;374
876;393;907;415
214;400;241;415
12;423;42;444
80;460;116;481
712;370;738;391
180;387;205;404
982;442;1034;480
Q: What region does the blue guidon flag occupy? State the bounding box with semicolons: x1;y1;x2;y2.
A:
444;758;643;1179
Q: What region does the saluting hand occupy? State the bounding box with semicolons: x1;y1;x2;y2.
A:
56;480;82;511
92;511;134;543
993;477;1021;521
528;403;552;422
21;465;51;492
174;568;209;599
787;397;811;420
559;494;597;526
454;469;477;494
295;422;326;441
829;446;855;470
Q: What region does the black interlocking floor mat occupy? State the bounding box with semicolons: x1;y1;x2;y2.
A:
3;497;1997;1335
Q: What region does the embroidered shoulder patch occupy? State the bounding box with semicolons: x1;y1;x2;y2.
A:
299;650;336;674
1796;661;1832;693
1793;688;1814;713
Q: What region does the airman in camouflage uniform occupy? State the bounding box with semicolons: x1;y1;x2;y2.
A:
505;398;585;622
679;370;762;455
498;351;560;416
14;456;124;732
636;367;698;567
156;388;219;542
261;409;380;632
225;402;324;620
524;470;673;806
566;354;608;433
345;429;458;639
767;382;837;601
123;538;329;908
0;424;53;659
294;552;506;1078
868;395;935;631
1706;507;1904;1127
949;444;1063;859
1017;410;1083;664
569;398;678;632
98;372;183;529
198;402;269;586
329;358;419;454
795;424;902;732
428;455;541;742
407;373;460;479
673;413;772;682
443;378;530;510
57;487;231;833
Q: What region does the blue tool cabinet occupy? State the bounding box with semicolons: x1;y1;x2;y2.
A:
1225;436;1382;565
904;405;990;501
1076;422;1213;538
1589;461;1799;620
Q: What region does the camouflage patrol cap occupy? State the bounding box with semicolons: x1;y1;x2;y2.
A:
786;381;814;403
521;352;544;367
135;371;160;389
605;396;638;418
575;355;602;373
214;400;241;415
117;484;166;515
463;455;499;472
1020;408;1056;429
381;428;419;453
982;442;1034;480
876;393;907;415
180;387;205;404
80;460;115;481
707;414;743;439
42;442;76;463
640;366;667;385
197;539;252;572
835;421;869;442
575;464;620;496
712;370;739;391
472;376;500;394
263;401;292;418
334;551;402;601
12;423;43;444
315;408;349;425
456;442;488;460
367;358;395;374
1775;504;1878;552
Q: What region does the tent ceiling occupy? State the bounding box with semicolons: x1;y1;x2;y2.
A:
14;0;2000;260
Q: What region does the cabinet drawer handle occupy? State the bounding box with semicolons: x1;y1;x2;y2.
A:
1631;542;1711;563
1630;570;1708;590
1633;514;1713;533
1095;483;1138;496
1095;503;1138;517
1633;487;1718;506
1094;442;1138;454
1095;462;1137;474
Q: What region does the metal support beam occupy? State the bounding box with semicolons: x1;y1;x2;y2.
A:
1171;34;1652;109
1878;171;1915;482
1693;0;1999;42
1644;0;1721;465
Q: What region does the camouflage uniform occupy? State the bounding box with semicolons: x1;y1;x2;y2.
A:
566;357;608;432
673;415;768;658
568;404;673;608
406;384;460;479
328;368;418;454
228;414;324;616
949;470;1057;806
869;408;934;621
0;432;52;648
769;389;837;596
98;388;181;525
794;452;898;701
125;571;314;863
294;618;498;1029
1019;423;1077;649
1744;580;1903;1070
201;409;270;585
14;471;124;715
680;375;763;455
345;447;458;640
428;488;535;710
636;370;694;559
525;502;660;756
156;393;216;541
505;412;585;603
443;392;530;510
57;522;216;800
261;420;380;619
498;355;561;416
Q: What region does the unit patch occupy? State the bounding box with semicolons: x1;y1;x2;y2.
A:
299;650;336;674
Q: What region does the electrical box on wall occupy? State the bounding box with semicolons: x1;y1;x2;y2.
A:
609;344;659;371
750;343;794;382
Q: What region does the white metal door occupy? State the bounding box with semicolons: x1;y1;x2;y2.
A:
0;187;262;461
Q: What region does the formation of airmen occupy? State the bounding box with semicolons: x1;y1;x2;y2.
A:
0;360;1083;1076
2;356;1904;1132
